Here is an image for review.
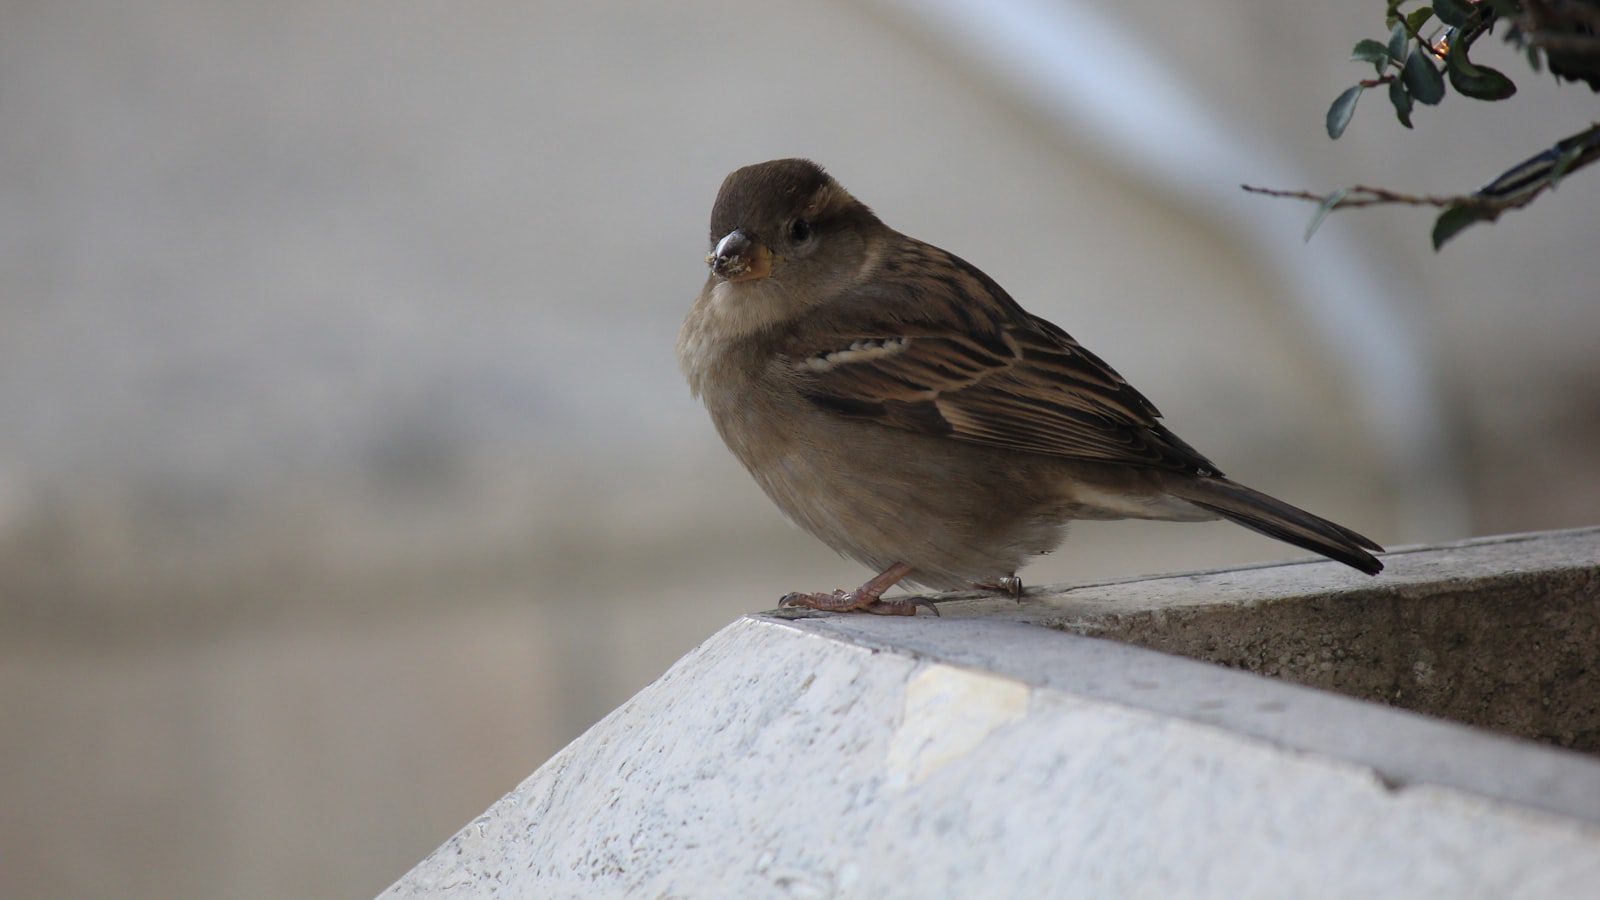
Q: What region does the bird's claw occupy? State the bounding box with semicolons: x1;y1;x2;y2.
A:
974;575;1025;602
882;596;940;617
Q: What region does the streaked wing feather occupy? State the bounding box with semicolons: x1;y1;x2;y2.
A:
785;240;1219;476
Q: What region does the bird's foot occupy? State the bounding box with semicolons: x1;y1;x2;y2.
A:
973;575;1024;602
780;589;939;617
778;561;936;616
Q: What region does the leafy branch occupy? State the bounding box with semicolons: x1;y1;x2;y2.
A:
1246;122;1600;248
1249;0;1600;249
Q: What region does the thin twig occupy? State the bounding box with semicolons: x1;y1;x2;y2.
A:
1397;8;1453;56
1238;184;1532;211
1242;123;1600;215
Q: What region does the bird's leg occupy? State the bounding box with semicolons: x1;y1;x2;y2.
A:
973;574;1024;602
779;562;938;617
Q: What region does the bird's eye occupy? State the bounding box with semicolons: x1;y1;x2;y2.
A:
788;218;812;243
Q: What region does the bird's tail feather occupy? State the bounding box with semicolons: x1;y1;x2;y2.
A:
1168;476;1384;575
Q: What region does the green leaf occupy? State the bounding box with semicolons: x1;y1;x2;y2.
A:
1389;78;1414;127
1351;38;1392;66
1387;22;1410;63
1326;86;1363;139
1304;188;1348;242
1432;0;1475;27
1445;39;1517;100
1406;7;1435;34
1431;204;1495;250
1448;60;1516;99
1403;48;1446;104
1385;0;1409;28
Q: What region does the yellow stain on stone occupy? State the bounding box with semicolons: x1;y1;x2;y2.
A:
885;663;1030;788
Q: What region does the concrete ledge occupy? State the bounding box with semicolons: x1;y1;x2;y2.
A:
384;528;1600;897
916;527;1600;756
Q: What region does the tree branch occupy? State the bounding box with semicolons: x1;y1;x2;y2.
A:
1239;183;1531;211
1242;122;1600;216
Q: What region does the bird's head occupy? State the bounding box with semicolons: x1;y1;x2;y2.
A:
704;159;882;300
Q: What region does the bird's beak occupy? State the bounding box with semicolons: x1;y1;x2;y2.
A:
706;229;772;282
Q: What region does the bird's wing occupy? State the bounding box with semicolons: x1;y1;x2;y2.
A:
782;242;1221;476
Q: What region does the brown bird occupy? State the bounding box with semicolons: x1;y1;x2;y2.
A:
678;159;1384;616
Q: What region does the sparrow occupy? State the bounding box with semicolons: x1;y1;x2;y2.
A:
678;159;1384;616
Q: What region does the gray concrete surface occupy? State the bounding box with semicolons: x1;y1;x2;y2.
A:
917;527;1600;755
1072;531;1600;754
385;529;1600;898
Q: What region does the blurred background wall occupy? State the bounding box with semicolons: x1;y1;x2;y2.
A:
2;0;1596;896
